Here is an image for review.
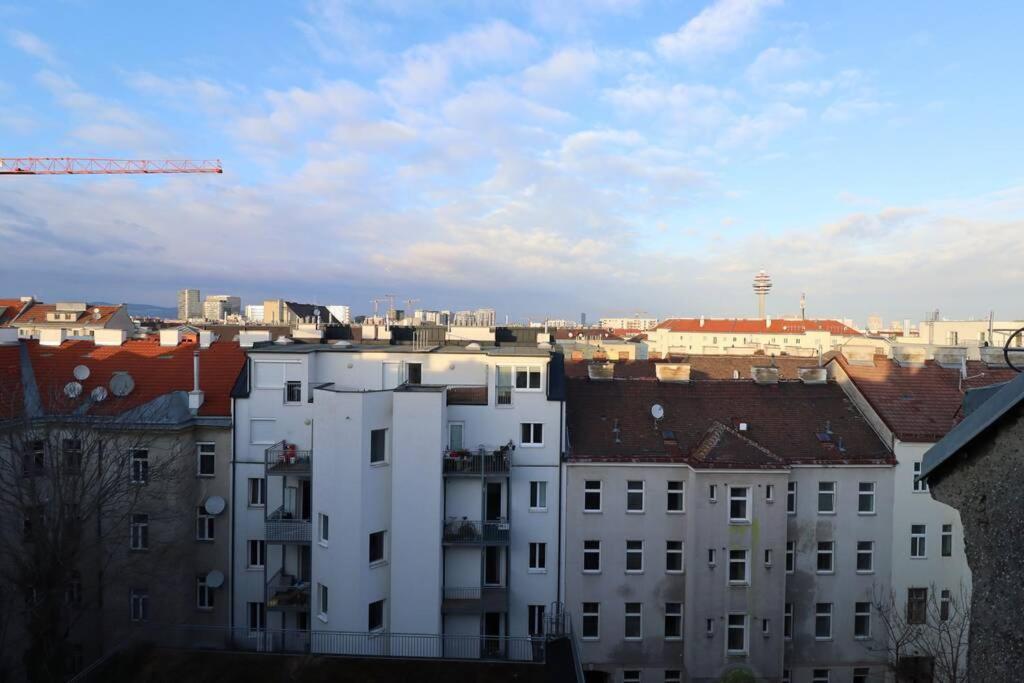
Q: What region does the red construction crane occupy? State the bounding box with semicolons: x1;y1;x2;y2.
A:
0;157;222;175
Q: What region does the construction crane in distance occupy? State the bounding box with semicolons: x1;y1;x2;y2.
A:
0;157;222;175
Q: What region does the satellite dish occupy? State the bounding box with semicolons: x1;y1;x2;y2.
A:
109;372;135;397
64;381;83;399
204;496;226;516
73;364;91;381
651;403;665;420
205;570;225;589
91;386;108;402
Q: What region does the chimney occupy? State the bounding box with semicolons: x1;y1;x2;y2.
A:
94;329;127;347
699;315;705;328
188;351;205;413
199;330;214;348
40;329;66;347
160;329;182;347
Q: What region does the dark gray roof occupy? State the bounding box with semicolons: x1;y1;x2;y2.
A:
920;371;1024;481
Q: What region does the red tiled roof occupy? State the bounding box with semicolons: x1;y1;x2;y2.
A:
654;318;861;336
0;299;26;325
564;357;823;381
23;336;244;418
567;378;892;467
13;303;122;326
830;354;1019;442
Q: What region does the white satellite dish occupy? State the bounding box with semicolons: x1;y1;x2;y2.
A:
205;570;225;589
651;403;665;420
109;372;135;397
73;364;91;381
204;496;226;516
64;381;83;399
91;386;108;402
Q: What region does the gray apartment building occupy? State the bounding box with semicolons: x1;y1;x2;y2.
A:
563;358;895;683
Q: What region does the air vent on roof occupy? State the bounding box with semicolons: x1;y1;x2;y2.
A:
934;347;967;369
893;346;927;368
844;346;876;366
273;336;294;345
73;364;90;381
64;381;83;399
588;363;614;381
798;368;827;384
655;364;691;383
979;346;1009;368
751;367;780;384
109;372;135;397
91;386;108;402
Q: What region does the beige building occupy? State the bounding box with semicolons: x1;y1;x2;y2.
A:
647;318;861;359
2;299;135;340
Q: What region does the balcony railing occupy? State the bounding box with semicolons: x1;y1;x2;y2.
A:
266;506;311;543
265;441;312;476
442;518;509;545
267;569;311;612
442;448;511;476
442;586;508;613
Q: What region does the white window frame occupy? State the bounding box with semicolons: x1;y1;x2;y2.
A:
812;669;831;683
785;541;795;573
318;512;329;546
667;480;685;513
708;548;717;567
705;618;715;637
728;486;750;523
130;449;149;485
912;461;929;492
370;428;388;464
284;380;302;404
368;598;385;632
911;524;927;558
248;539;265;569
130;513;148;551
196;442;216;477
318;583;329;622
529;481;547;511
816;541;834;574
854;601;871;639
666;541;684;574
665;671;681;683
581;602;600;640
514;366;543;391
941;523;953;557
447;422;465;451
369;530;387;566
520;422;544;447
784;603;793;639
626;480;645;513
726;613;748;654
765;483;775;503
529;542;547;572
624;602;643;641
857;541;874;573
817;481;836;515
664;602;682;641
195;507;214;541
708;483;717;503
528;604;546;637
857;481;876;515
583;540;601;573
815;602;833;640
248;477;266;507
196;575;214;610
728;549;749;585
764;548;773;568
786;481;797;514
247;601;265;634
584;480;602;513
625;540;644;573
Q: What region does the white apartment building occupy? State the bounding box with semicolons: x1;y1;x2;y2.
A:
244;304;265;322
598;317;658;331
204;295;241;321
231;342;565;656
647;318;861;359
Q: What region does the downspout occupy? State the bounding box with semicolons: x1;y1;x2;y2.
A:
229;392;236;633
557;398;564;606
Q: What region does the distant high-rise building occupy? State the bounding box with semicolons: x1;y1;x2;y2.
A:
474;308;496;327
327;305;351;324
177;288;201;320
867;315;883;333
203;294;241;321
244;304;265;322
581;312;587;326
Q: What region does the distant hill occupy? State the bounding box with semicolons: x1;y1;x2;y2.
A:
95;302;178;319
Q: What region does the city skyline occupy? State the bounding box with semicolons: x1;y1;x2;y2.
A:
2;1;1023;321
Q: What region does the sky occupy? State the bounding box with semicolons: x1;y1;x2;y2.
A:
2;0;1023;325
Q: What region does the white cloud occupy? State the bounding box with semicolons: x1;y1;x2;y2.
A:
7;29;58;65
823;207;925;238
655;0;782;62
822;97;887;122
745;46;818;83
718;102;805;148
522;47;601;95
123;72;234;112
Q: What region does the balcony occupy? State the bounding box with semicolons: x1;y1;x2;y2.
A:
442;448;511;477
266;441;312;477
266;506;311;544
442;518;509;545
446;385;488;406
267;569;310;612
442;586;508;614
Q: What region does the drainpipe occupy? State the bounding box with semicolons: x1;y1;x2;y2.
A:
557;398;564;607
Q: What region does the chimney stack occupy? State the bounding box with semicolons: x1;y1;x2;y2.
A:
188;350;205;413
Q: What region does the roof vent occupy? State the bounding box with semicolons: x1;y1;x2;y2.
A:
273;336;294;345
751;367;780;384
159;329;182;347
588;363;614;381
738;422;748;431
893;345;927;368
40;328;66;347
798;368;827;384
109;372;135;397
979;346;1009;368
934;346;967;369
699;315;705;328
732;369;740;380
655;363;691;383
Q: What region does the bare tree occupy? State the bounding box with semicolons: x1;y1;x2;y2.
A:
0;380;193;683
866;582;970;683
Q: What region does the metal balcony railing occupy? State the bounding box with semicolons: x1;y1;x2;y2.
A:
442;448;511;476
267;569;310;612
266;506;311;543
265;441;312;476
442;518;509;545
442;586;508;613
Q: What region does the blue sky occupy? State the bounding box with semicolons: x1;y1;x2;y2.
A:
2;0;1023;324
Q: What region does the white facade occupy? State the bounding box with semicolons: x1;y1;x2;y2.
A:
231;344;564;652
598;317;658;331
326;305;351;324
244;304;265;322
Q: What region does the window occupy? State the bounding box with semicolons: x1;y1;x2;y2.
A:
761;617;770;637
584;480;602;512
248;477;266;506
853;668;869;683
913;461;928;492
705;618;714;637
318;583;329;619
729;486;750;523
942;524;953;557
627;480;645;512
785;542;795;573
530;481;547;510
581;602;600;639
583;540;601;573
666;541;683;573
130;449;149;484
195;507;214;541
664;602;682;640
529;542;547;571
667;481;684;512
65;571;82;606
368;599;384;631
196;575;214;610
784;603;793;639
23;440;45;476
496;366;513;406
248;540;265;569
665;672;681;683
817;481;836;514
765;484;775;502
406;363;422;385
787;481;797;514
726;614;747;654
130;589;149;622
623;672;640;683
130;514;148;551
857;541;874;573
248;601;265;632
728;550;749;584
907;588;927;624
815;602;832;639
624;603;642;640
708;484;717;503
782;670;791;683
62;439;83;473
858;482;875;514
196;442;216;476
940;589;951;621
812;670;830;683
528;604;545;636
708;548;717;567
515;366;542;390
816;541;834;573
448;422;464;450
520;423;543;447
318;513;329;545
854;601;871;638
284;380;302;403
626;540;644;573
911;524;927;558
369;530;386;564
370;428;387;464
